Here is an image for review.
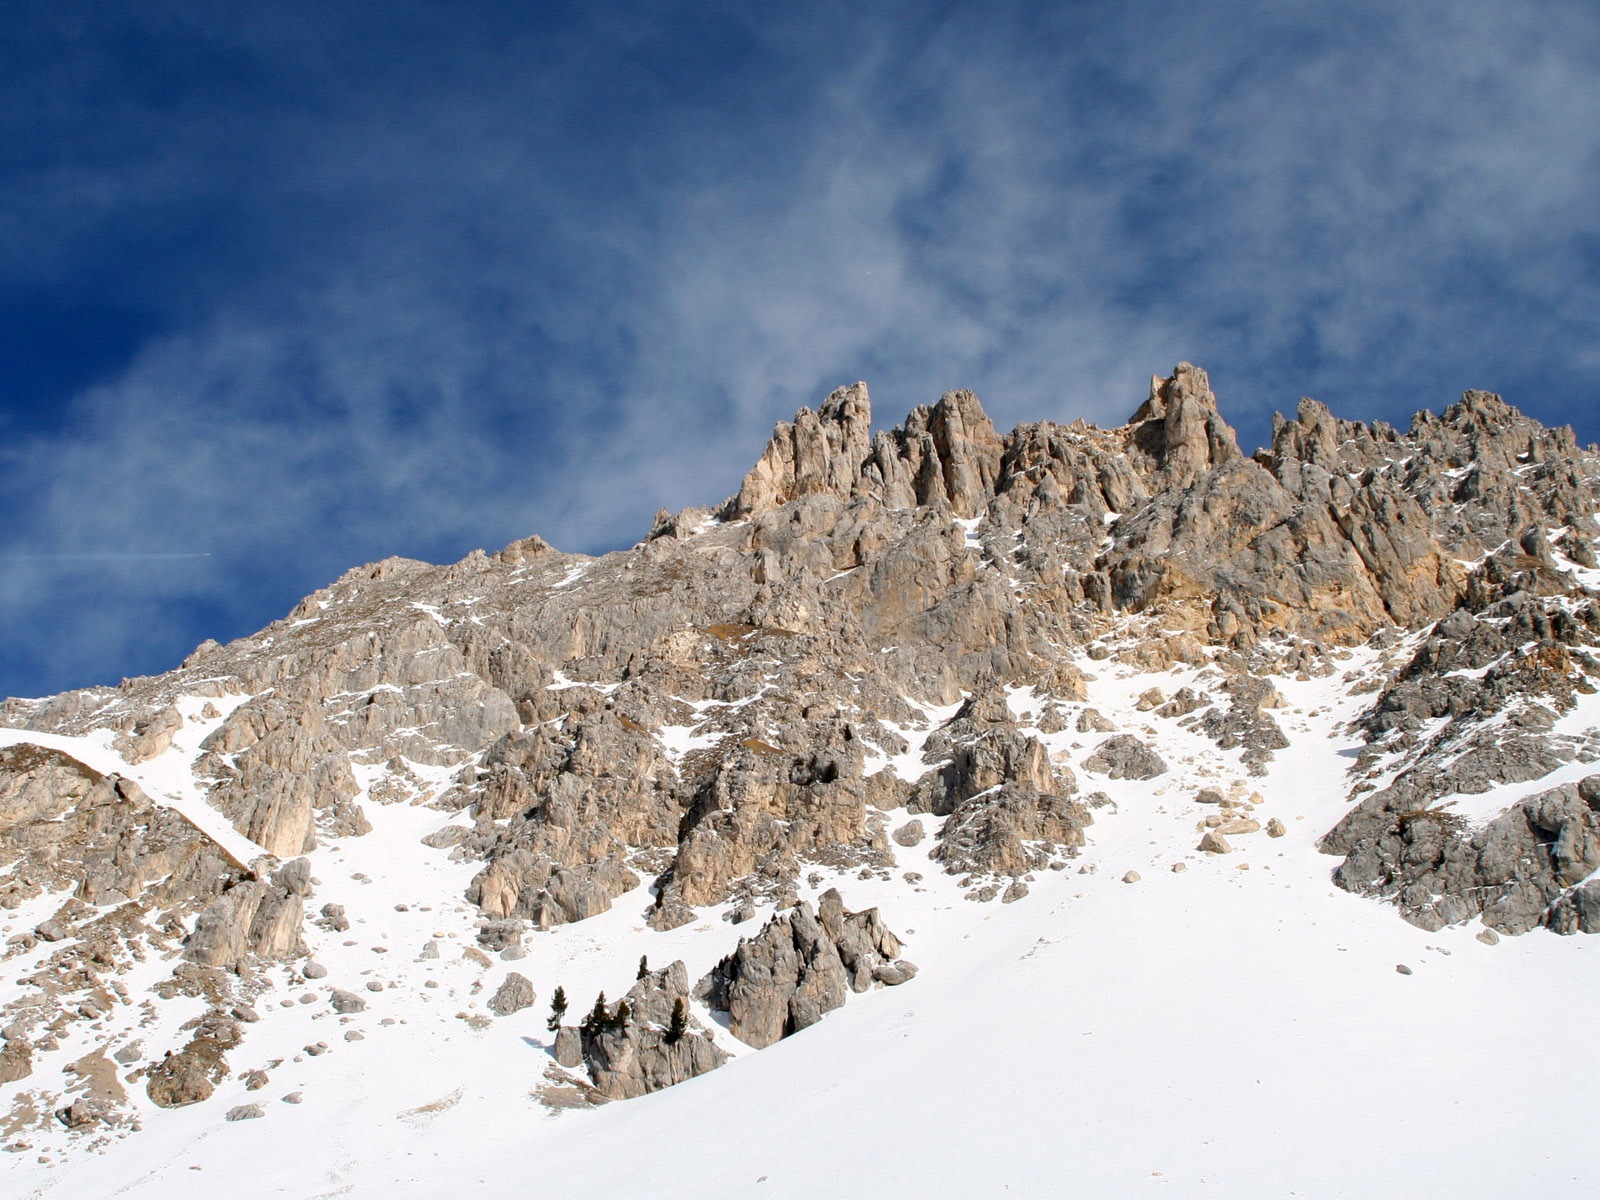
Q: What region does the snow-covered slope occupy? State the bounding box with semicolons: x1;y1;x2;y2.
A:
8;648;1598;1198
4;367;1600;1196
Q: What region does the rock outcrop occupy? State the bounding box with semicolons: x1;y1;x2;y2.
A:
0;748;243;918
694;888;911;1049
2;360;1600;1137
904;690;1090;877
577;961;726;1100
145;1013;240;1109
1328;777;1600;934
729;382;874;516
1083;735;1168;781
1321;545;1600;932
186;858;312;970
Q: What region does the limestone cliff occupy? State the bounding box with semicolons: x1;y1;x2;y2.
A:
2;362;1599;1136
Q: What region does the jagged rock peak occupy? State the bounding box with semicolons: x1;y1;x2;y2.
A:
494;533;555;565
1128;362;1242;488
877;388;1005;517
729;364;1262;523
1261;395;1403;483
1439;387;1526;431
727;382;873;517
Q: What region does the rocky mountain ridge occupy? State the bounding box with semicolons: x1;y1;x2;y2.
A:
2;363;1599;1159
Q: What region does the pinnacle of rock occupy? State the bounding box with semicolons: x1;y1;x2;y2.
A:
729;381;874;516
1129;361;1241;488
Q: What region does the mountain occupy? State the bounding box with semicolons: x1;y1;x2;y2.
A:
3;363;1600;1196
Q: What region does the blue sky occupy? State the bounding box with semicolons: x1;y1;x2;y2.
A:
3;1;1598;701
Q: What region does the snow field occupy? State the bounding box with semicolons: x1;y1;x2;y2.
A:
6;642;1600;1197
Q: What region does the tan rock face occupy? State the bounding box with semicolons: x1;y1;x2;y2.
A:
185;858;311;970
1128;362;1241;490
0;750;242;918
114;704;183;764
0;1037;31;1084
731;382;874;516
0;357;1595;1148
144;1014;238;1109
0;359;1597;1134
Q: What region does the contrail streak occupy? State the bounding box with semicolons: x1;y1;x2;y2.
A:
0;553;213;561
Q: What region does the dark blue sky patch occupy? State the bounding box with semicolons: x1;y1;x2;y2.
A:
2;1;1599;700
0;294;163;434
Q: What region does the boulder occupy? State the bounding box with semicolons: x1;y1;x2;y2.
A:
873;961;919;985
1084;735;1168;781
553;1025;583;1068
488;973;537;1017
892;819;926;847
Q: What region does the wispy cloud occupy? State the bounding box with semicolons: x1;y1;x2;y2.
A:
2;1;1597;698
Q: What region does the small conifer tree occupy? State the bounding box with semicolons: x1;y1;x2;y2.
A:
637;954;650;980
613;999;632;1029
582;991;607;1034
548;985;568;1033
666;997;688;1045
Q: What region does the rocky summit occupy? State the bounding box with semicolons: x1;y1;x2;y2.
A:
2;364;1600;1195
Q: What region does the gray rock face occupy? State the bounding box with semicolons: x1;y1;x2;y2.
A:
1323;549;1600;931
908;690;1089;877
1548;878;1600;934
186;858;312;970
912;692;1066;812
553;1025;583;1068
1328;778;1600;934
578;961;727;1100
934;786;1089;877
694;889;910;1049
488;973;537;1017
1192;677;1290;774
1083;735;1168;781
0;360;1597;1142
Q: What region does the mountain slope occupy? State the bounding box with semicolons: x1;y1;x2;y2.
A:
3;364;1599;1196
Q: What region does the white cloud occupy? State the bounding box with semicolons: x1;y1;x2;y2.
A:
3;2;1598;696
